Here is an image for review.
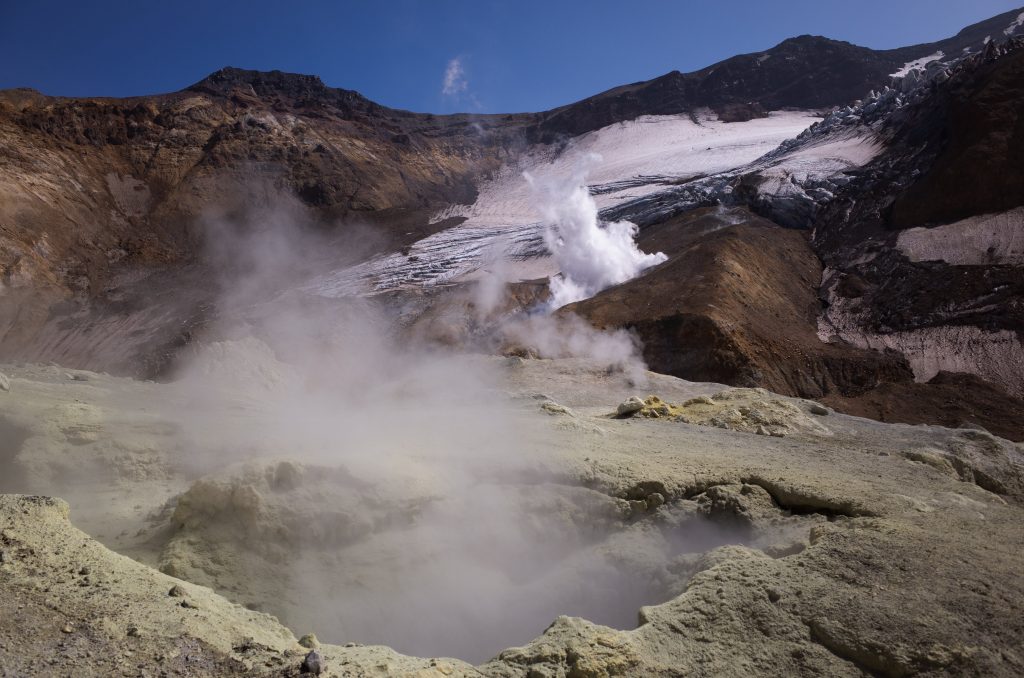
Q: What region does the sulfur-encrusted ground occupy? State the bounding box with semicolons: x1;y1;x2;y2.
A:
1;356;1022;676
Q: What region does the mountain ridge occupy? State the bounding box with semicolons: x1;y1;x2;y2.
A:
7;6;1022;118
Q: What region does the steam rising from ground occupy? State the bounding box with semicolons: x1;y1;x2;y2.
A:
496;313;648;385
528;155;667;309
0;188;713;662
117;197;733;663
456;154;667;385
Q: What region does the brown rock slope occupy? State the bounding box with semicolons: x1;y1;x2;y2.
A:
567;207;1024;441
0;68;530;374
0;67;515;292
566;207;911;397
821;371;1024;443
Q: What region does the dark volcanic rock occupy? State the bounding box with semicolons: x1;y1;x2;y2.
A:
811;38;1024;399
531;36;905;140
300;649;324;675
890;48;1024;226
824;371;1024;442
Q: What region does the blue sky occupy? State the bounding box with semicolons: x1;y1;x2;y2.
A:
1;1;1021;113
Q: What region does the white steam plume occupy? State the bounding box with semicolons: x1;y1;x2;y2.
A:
528;155;666;309
123;194;734;663
0;187;750;664
442;57;468;96
496;313;649;387
471;241;515;322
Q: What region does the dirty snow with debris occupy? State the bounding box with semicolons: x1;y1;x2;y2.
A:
896;207;1024;265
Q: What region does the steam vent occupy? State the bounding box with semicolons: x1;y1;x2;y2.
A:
1;3;1023;676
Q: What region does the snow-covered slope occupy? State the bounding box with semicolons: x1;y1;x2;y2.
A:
305;104;891;298
309;110;883;296
463;111;825;216
1004;10;1024;36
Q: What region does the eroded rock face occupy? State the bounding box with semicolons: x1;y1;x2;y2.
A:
809;44;1024;386
567;207;913;401
0;68;530;373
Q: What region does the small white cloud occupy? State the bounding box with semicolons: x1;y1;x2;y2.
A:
442;57;468;97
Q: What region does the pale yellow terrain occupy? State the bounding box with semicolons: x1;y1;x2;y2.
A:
1;354;1022;676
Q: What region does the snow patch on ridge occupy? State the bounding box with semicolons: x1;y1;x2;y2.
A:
896;208;1024;265
1005;11;1024;36
890;51;944;78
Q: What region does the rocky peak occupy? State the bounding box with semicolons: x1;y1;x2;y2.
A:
530;10;1024;141
189;67;323;96
771;34;859;52
186;66;377;115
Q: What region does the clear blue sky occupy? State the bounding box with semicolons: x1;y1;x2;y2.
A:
1;1;1021;113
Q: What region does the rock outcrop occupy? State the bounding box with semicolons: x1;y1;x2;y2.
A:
568;207;913;400
812;39;1024;402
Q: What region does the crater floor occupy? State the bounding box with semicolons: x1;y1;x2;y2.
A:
0;356;1022;676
